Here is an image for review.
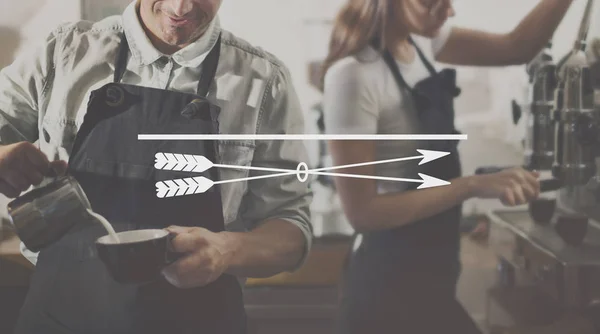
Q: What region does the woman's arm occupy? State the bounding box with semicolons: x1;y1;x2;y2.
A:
328;140;540;233
323;59;540;233
436;0;574;66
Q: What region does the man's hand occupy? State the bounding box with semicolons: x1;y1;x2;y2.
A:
0;142;67;198
162;226;237;289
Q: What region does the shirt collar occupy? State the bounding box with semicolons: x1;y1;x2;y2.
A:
121;1;221;68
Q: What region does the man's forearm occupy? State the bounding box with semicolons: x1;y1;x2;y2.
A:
510;0;574;62
222;219;307;278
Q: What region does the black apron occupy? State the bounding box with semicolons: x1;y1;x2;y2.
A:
14;34;246;334
338;41;482;334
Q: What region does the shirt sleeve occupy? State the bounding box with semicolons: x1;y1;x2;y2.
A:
0;29;58;145
0;30;59;266
236;64;313;271
431;20;454;56
323;59;380;135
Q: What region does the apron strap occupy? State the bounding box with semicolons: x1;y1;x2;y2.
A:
382;36;438;93
114;34;130;83
409;37;437;76
382;50;413;94
196;34;222;97
112;33;222;98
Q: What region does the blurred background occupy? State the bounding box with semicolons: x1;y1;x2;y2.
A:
1;0;596;221
0;1;599;333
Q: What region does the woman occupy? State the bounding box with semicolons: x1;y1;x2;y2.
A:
322;0;574;333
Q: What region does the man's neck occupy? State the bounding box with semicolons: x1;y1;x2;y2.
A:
147;33;183;55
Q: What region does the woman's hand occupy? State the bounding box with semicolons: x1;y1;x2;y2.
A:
468;167;541;206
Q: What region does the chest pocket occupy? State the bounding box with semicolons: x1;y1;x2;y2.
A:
216;141;255;224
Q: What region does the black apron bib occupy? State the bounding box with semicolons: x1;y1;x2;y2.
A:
338;41;481;334
15;34;246;334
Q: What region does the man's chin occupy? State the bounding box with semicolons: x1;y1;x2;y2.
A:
161;34;193;47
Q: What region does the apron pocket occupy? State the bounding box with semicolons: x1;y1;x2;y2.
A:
41;229;138;334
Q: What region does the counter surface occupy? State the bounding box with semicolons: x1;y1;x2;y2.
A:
488;209;600;265
0;228;32;270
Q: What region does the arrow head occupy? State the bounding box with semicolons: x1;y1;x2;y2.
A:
191;176;214;193
417;173;451;189
417;149;451;165
189;155;213;173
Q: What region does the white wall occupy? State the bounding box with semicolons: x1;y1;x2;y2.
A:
220;0;600;216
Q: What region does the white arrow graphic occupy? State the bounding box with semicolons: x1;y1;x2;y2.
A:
155;172;450;198
153;150;453;198
156;177;214;198
298;171;450;189
153;150;450;174
417;173;451;189
312;149;450;172
417;149;450;165
155;153;213;173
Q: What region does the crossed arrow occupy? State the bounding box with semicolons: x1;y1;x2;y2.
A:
154;150;452;198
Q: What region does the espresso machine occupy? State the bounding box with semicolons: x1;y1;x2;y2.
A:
482;1;600;332
524;40;557;171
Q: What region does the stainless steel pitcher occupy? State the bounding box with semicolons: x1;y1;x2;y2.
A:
7;176;92;252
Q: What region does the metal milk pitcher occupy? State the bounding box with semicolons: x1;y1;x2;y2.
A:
7;176;92;252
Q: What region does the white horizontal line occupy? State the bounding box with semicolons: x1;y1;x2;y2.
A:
138;134;468;141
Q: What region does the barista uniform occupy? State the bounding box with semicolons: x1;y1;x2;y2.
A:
0;2;312;333
324;24;482;334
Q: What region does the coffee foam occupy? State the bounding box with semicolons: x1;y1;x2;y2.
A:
97;229;168;245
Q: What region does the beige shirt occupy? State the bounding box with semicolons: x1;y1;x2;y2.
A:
0;1;312;267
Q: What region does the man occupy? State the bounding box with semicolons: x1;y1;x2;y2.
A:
0;0;312;333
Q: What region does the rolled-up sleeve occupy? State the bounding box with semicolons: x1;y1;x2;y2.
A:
1;29;58;267
237;64;313;270
0;30;57;145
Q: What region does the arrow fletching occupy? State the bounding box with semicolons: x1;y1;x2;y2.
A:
156;176;215;198
154;153;213;173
